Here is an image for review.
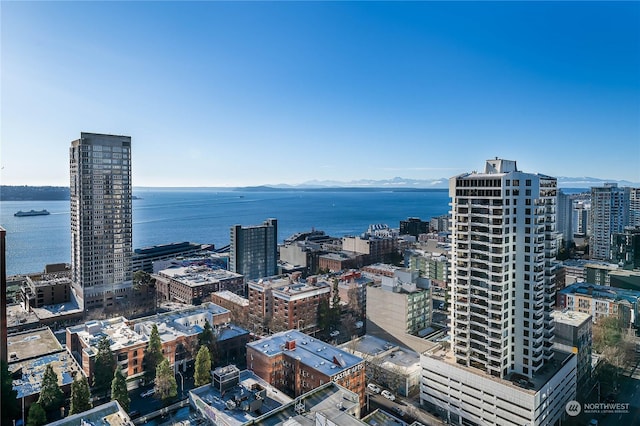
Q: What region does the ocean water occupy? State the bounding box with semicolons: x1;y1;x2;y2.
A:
0;188;450;276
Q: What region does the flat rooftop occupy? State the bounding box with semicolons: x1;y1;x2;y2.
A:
7;328;63;361
218;323;250;342
68;317;146;353
251;382;362;426
6;304;40;328
551;310;592;327
10;349;83;398
362;408;406;425
158;265;242;286
424;346;575;394
47;401;131;426
213;290;250;306
560;282;640;303
342;335;421;371
190;370;292;425
248;330;363;378
132;302;231;342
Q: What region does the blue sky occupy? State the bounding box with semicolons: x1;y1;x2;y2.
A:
2;1;639;187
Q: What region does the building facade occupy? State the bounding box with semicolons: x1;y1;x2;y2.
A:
230;218;278;280
551;310;592;390
70;133;133;309
400;217;430;237
246;275;331;334
449;158;558;380
590;183;630;260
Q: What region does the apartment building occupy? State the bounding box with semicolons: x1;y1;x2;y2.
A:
590;183;630;260
420;159;576;426
246;330;365;406
70;132;133;309
154;265;244;304
67;303;233;382
230;218;278;280
551;310;592;390
246;274;331;334
557;282;640;327
366;269;431;333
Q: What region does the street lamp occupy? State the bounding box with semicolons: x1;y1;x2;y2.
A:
176;371;184;398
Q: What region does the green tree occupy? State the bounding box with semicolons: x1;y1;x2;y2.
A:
38;364;63;412
111;368;130;412
198;320;219;366
318;298;332;332
26;402;47;426
93;336;115;397
1;360;19;424
331;280;341;327
69;375;92;415
154;359;177;401
194;346;212;387
144;323;164;383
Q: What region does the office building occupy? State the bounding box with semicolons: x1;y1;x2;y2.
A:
132;241;212;273
70;132;133;310
590;183;630;260
400;217;430;237
420;159;576;426
230;219;278;280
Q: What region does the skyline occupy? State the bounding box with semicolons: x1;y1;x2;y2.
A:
2;2;639;187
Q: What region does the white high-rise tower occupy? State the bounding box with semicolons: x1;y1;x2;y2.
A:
70;132;133;309
422;159;576;426
449;158;558;379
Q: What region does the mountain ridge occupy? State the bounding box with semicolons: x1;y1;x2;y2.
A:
1;176;638;200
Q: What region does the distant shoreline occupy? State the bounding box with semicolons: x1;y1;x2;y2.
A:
0;185;450;201
0;184;595;201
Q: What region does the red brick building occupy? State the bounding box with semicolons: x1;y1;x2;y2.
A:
247;275;331;334
247;330;365;407
154;265;244;305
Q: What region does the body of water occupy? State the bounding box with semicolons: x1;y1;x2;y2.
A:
0;188;450;276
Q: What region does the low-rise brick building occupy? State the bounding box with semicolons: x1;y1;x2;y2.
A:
247;330;365;407
154;265;244;304
247;275;331;334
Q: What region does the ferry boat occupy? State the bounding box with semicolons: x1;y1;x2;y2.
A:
14;209;50;217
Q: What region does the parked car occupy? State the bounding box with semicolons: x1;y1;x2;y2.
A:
330;330;340;337
367;383;381;394
381;390;395;401
141;388;156;398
